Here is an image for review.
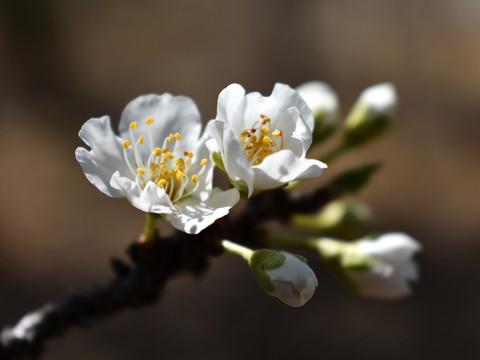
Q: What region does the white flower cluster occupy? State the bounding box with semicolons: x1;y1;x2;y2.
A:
76;83;327;234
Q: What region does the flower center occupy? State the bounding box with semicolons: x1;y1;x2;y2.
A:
239;114;284;166
122;118;207;203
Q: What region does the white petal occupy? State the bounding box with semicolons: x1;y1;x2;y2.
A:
252;150;327;190
240;83;314;133
216;83;246;134
165;188;240;234
110;172;174;214
119;93;202;158
76;116;128;198
210;120;255;196
358;233;421;263
276;107;312;157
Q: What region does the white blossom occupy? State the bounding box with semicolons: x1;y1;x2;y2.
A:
207;83;327;197
76;94;239;234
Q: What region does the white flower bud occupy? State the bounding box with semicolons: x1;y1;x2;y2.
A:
296;81;339;143
343;83;397;147
347;233;421;299
249;250;318;307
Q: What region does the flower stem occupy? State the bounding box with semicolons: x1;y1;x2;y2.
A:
260;233;319;252
221;240;253;261
143;213;160;243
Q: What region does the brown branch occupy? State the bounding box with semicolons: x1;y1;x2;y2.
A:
0;166;376;358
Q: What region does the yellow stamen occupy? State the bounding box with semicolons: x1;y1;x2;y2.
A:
176;158;185;167
130;122;138;129
157;179;167;187
184;151;194;158
174;133;182;140
137;168;145;176
139;135;145;144
167;152;175;160
168;134;174;143
123;140;130;149
146;117;154;124
153;148;162;156
192;174;198;183
272;130;282;137
262;136;271;146
260;114;266;118
261;126;270;134
160;161;167;168
150;163;158;172
176;171;185;181
201;158;207;167
162;147;170;153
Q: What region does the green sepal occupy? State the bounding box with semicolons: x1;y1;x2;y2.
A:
312;110;336;144
212;152;226;173
249;250;286;293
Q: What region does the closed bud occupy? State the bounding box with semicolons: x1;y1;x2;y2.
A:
296;81;339;143
249;250;318;307
343;83;397;147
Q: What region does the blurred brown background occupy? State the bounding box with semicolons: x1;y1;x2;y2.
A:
0;0;479;359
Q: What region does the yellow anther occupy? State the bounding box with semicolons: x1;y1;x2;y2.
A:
176;171;185;181
261;126;270;134
260;114;266;118
146;117;154;124
168;134;174;143
167;170;173;177
192;174;198;183
167;152;175;159
174;133;182;140
157;179;167;187
262;136;271;146
201;158;207;167
176;158;186;167
159;161;166;168
184;151;194;158
130;122;138;129
272;130;282;137
137;168;145;176
153;148;162;156
138;135;145;144
150;163;158;172
162;147;170;153
123;140;130;149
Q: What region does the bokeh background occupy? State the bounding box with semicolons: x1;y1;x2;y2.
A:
0;0;479;359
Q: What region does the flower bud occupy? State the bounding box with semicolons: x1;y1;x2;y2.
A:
249;250;318;307
291;198;373;239
296;81;339;143
343;83;397;147
316;233;421;299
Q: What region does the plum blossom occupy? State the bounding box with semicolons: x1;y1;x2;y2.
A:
76;94;239;234
207;83;327;197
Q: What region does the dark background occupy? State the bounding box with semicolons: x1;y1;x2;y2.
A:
0;0;479;359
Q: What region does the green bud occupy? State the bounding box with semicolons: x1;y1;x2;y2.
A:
343;83;397;147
